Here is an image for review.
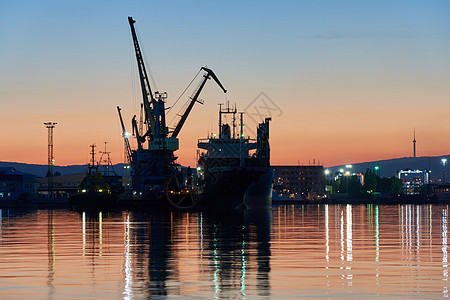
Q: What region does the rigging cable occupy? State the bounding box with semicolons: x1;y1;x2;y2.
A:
135;28;158;92
167;68;203;126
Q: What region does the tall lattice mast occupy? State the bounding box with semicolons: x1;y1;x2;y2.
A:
44;122;57;194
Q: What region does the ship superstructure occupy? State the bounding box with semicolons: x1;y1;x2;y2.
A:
197;102;273;209
70;144;116;208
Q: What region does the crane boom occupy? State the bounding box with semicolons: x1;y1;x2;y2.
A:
171;67;227;138
128;16;156;140
132;115;143;149
117;106;132;163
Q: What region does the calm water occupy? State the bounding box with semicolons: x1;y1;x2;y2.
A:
0;204;449;299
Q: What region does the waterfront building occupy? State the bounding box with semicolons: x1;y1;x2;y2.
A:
0;167;37;203
37;173;89;197
272;165;326;199
397;169;429;195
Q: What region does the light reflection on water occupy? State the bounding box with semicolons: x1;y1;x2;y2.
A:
0;204;449;298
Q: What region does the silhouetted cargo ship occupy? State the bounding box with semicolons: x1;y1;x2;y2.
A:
196;103;274;209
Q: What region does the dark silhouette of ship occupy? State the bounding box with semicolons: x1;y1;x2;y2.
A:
196;102;274;209
70;144;120;209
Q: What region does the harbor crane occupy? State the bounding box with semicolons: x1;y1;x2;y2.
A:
171;67;227;138
116;106;131;164
120;16;227;208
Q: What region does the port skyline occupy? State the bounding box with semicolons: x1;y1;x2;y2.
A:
1;0;449;167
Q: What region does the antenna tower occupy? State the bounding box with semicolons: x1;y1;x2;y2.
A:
99;141;116;176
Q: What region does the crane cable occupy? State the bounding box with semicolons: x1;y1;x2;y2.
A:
135;29;159;92
167;68;203;125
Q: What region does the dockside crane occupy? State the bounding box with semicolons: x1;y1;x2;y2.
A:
128;16;157;143
121;16;227;208
128;16;178;150
116;106;132;164
171;67;227;138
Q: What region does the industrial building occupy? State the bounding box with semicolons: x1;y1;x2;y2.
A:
37;173;86;198
272;165;326;199
0;167;37;204
397;169;430;195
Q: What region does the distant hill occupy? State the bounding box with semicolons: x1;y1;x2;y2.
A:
0;161;126;177
2;155;449;180
329;155;449;181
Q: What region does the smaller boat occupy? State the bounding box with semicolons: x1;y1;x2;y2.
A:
70;144;117;209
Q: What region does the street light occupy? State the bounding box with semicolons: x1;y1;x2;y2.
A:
374;165;380;177
345;164;352;195
441;158;447;184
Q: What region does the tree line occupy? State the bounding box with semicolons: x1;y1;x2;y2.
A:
331;169;403;196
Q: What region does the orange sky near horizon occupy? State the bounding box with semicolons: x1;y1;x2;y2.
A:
1;1;449;168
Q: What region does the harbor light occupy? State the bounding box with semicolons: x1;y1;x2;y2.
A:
374;165;380;177
442;158;447;184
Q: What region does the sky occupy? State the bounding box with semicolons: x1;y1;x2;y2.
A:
1;0;449;167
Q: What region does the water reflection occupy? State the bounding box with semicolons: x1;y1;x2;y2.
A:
123;212;132;300
47;210;55;298
0;205;449;298
108;209;272;298
443;207;448;297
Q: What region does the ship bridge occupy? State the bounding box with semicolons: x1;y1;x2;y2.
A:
197;138;257;159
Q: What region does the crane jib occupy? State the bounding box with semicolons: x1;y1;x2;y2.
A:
128;16;156;140
171;67;227;138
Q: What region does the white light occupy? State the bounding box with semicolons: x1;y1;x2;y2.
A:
346;164;352;168
324;169;330;175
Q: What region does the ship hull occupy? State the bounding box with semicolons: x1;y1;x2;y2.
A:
202;166;274;210
70;192;117;210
